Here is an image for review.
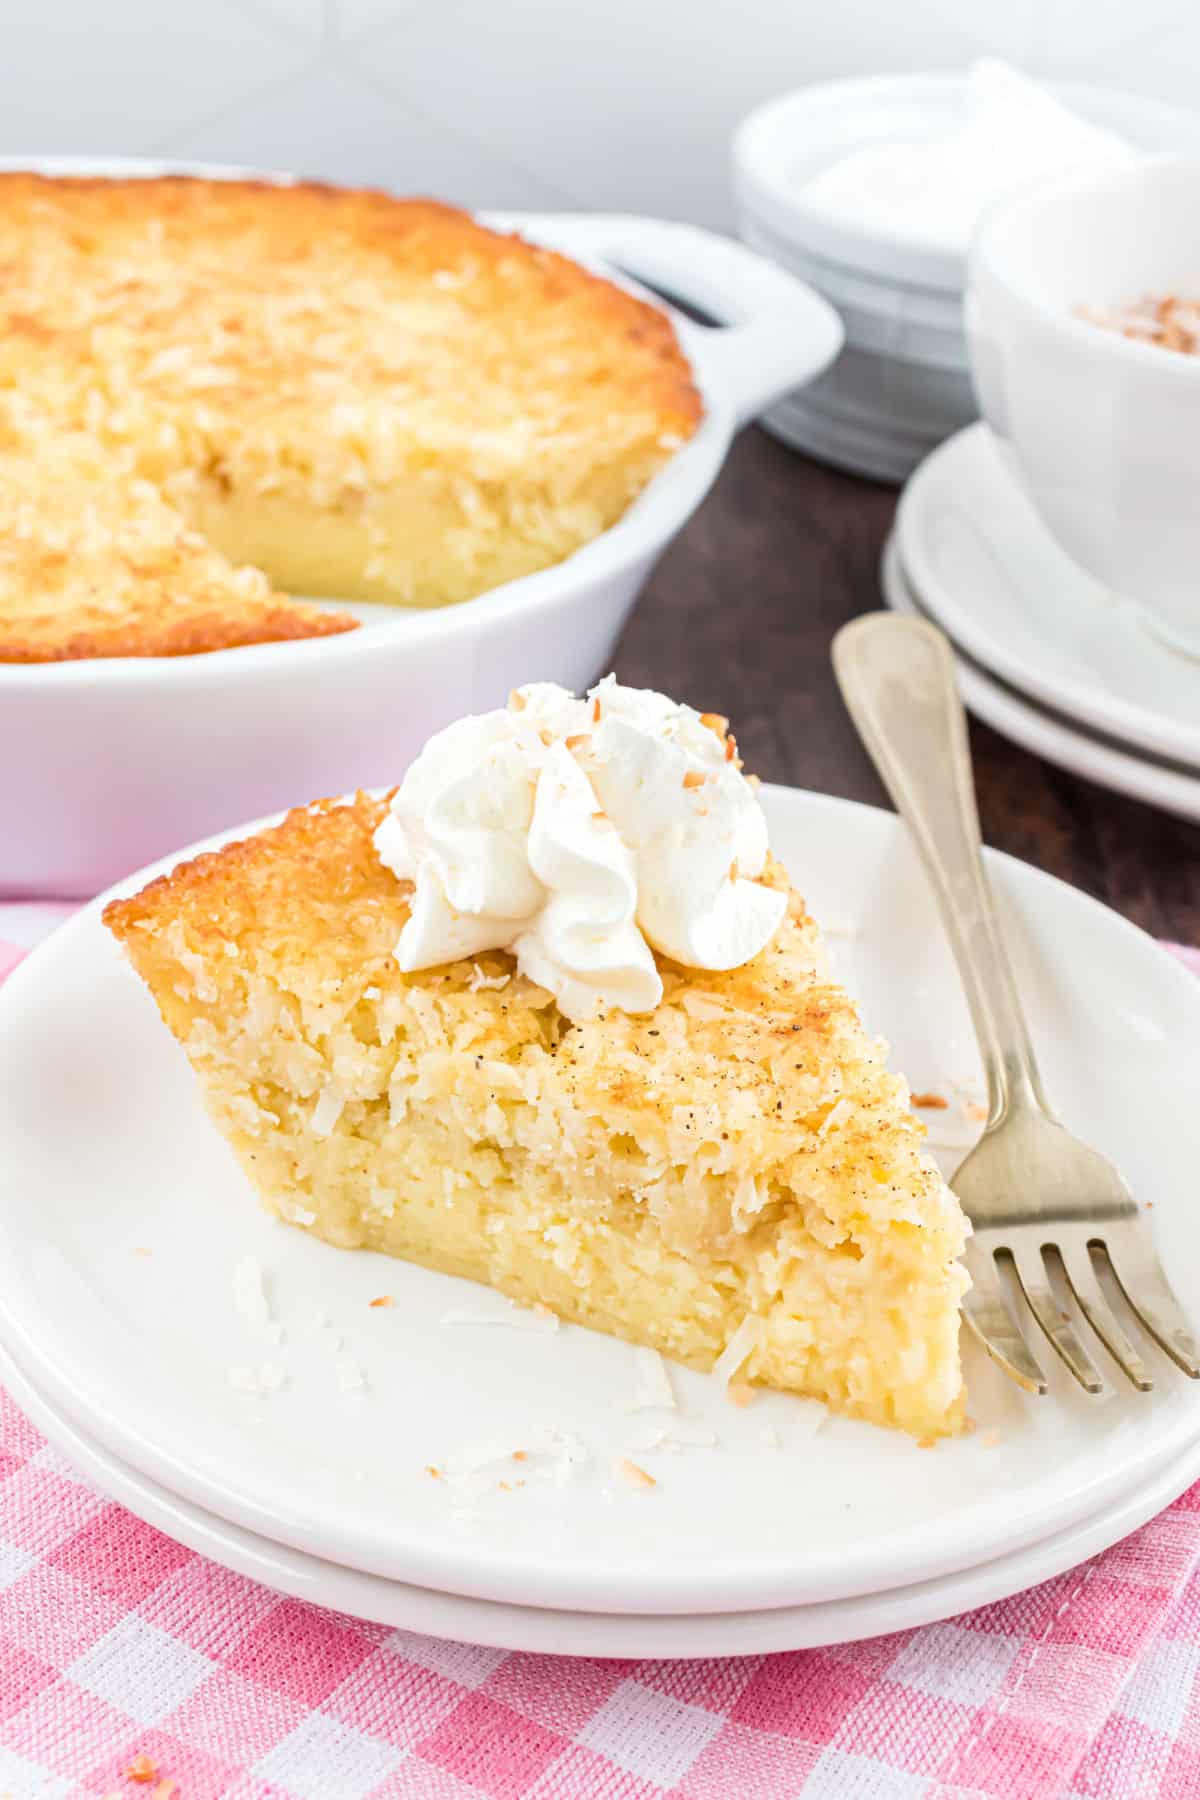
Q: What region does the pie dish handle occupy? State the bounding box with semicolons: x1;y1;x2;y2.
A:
488;211;844;429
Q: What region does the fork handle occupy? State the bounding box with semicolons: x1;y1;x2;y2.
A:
832;612;1050;1122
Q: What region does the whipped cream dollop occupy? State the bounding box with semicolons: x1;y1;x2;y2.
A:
799;60;1131;253
374;678;787;1021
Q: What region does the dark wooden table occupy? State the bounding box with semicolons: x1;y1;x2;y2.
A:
616;428;1200;946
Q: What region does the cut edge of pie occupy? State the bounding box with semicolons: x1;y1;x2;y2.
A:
104;792;970;1438
0;396;359;661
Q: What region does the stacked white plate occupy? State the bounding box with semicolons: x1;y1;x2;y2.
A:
2;786;1200;1655
885;423;1200;825
733;76;1200;484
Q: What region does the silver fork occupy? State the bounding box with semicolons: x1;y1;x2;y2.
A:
833;610;1200;1396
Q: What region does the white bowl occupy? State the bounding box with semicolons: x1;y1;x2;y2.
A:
734;76;1200;482
968;154;1200;663
0;164;842;898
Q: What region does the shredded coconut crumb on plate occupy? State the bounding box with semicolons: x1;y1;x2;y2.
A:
789;1400;831;1440
227;1360;286;1395
616;1457;657;1490
334;1352;365;1392
231;1256;272;1331
440;1299;560;1333
759;1424;782;1448
817;916;859;938
434;1427;589;1497
625;1420;718;1454
629;1344;676;1411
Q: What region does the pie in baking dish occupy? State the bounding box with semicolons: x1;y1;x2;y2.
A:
0;176;701;661
105;682;969;1438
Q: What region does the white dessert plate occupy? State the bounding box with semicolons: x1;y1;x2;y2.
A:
881;535;1200;826
1;789;1199;1617
6;1334;1199;1660
896;423;1200;770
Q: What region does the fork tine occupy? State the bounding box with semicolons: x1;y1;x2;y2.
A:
1091;1233;1200;1378
1044;1244;1153;1391
999;1246;1104;1393
962;1244;1047;1393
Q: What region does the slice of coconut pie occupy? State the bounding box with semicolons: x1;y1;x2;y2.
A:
105;680;969;1436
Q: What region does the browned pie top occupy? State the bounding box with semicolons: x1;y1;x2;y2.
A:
0;178;701;661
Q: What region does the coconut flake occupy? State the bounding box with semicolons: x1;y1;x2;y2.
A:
819;916;860;938
232;1256;271;1331
626;1421;718;1454
789;1400;830;1440
629;1346;676;1412
467;964;511;993
666;1420;720;1448
817;1097;854;1140
311;1084;345;1137
616;1457;656;1490
334;1352;365;1392
276;1195;317;1227
714;1316;760;1387
367;1185;396;1220
680;991;728;1022
440;1427;588;1491
228;1360;286;1395
441;1301;559;1334
444;1438;518;1477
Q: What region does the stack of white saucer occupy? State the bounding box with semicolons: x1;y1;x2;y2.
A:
733;68;1200;485
884;424;1200;826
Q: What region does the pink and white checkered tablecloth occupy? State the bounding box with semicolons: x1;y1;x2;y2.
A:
3;932;1200;1800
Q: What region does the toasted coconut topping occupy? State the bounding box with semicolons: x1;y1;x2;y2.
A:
616;1457;657;1489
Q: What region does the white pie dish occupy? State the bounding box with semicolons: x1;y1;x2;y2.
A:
6;1331;1198;1659
0;157;842;901
1;785;1199;1617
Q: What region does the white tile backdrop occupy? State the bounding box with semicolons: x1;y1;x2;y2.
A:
1;0;1198;226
